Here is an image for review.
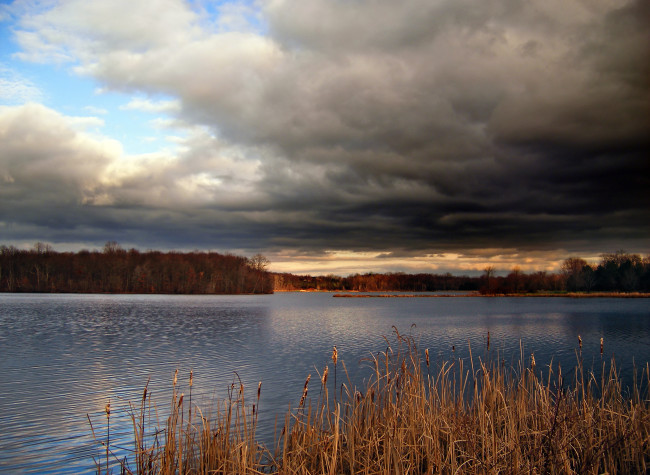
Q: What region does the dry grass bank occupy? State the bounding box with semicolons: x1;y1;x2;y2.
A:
332;292;650;298
89;332;650;474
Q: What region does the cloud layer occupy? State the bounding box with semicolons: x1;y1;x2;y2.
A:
1;0;648;272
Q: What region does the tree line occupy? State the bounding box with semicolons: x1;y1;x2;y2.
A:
558;251;650;293
1;244;647;295
272;272;480;292
273;251;650;294
0;242;273;294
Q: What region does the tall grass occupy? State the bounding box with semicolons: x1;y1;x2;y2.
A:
89;331;650;474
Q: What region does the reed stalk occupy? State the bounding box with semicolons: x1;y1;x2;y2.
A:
89;332;650;474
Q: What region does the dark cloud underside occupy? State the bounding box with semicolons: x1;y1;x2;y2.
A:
0;0;648;268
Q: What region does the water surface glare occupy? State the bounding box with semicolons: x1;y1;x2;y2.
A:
0;292;648;473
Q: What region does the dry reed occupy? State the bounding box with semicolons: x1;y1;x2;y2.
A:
89;331;650;474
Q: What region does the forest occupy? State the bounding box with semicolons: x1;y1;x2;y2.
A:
1;244;648;295
0;242;273;294
273;251;650;294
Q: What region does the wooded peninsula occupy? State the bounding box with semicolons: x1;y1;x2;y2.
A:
1;243;648;295
0;242;274;294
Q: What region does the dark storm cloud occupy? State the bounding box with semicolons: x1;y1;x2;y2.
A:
1;0;648;266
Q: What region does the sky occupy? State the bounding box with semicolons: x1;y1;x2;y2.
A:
0;0;648;276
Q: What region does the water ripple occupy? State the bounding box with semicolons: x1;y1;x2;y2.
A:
0;293;648;473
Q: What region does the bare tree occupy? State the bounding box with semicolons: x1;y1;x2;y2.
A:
248;253;270;271
561;257;588;291
33;242;53;254
103;241;123;254
483;266;495;293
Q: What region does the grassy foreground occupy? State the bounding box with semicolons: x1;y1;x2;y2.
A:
90;332;650;474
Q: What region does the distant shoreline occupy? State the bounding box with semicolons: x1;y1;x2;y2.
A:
332;292;650;298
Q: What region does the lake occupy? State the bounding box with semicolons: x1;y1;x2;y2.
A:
0;292;648;473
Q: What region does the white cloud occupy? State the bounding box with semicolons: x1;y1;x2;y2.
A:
83;105;108;115
208;0;264;33
13;0;201;63
0;66;43;103
120;97;181;113
0;103;263;212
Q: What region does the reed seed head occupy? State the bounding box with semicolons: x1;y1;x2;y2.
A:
332;346;338;366
321;366;329;386
299;374;311;406
425;348;430;368
578;335;582;349
173;369;178;387
600;337;604;354
189;369;193;388
257;381;262;400
105;401;110;417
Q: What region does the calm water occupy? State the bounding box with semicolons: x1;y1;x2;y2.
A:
0;292;648;473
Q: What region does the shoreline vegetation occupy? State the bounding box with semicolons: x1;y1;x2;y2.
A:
331;291;650;298
274;251;650;294
0;242;274;294
89;331;650;474
1;243;649;295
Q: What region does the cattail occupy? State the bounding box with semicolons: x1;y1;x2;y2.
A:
531;353;536;369
299;374;311;406
257;381;262;400
487;331;490;350
332;347;338;403
104;400;111;474
321;366;329;386
189;370;194;421
578;335;582;349
173;369;178;387
452;345;455;352
600;337;604;354
425;348;430;368
178;393;184;407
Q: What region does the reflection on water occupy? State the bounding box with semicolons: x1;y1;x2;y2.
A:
0;292;648;473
